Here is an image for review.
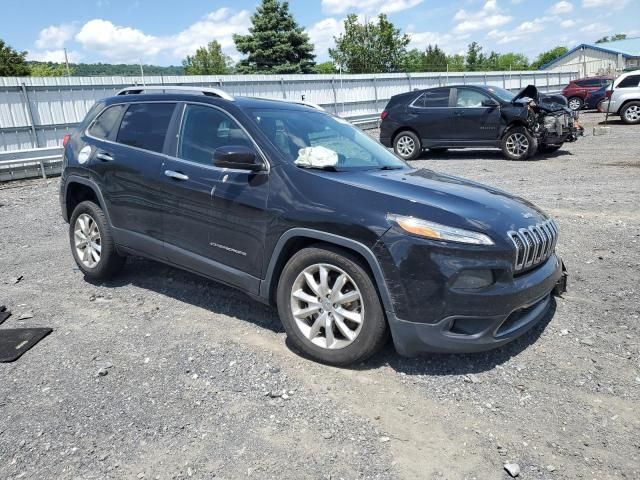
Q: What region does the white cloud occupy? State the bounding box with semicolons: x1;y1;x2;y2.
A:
453;0;513;34
580;22;611;34
561;19;576;27
321;0;422;15
27;49;82;63
35;24;76;49
407;31;469;55
487;18;547;44
547;1;574;14
74;8;251;63
308;18;343;59
583;0;629;8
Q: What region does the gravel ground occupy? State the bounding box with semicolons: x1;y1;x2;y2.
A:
0;112;639;480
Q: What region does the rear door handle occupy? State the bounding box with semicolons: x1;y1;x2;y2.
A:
164;170;189;181
96;152;114;162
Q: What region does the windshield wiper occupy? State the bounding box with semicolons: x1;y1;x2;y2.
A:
378;165;405;170
296;164;340;172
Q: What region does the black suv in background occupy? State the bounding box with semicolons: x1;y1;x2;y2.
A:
60;86;566;366
380;84;582;161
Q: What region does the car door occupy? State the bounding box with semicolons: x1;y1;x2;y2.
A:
405;88;452;145
161;102;270;290
88;101;176;258
450;87;501;142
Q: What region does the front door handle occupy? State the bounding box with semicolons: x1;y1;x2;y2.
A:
164;170;189;181
96;152;114;162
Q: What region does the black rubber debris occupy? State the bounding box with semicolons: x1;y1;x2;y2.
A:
0;328;52;362
0;306;11;325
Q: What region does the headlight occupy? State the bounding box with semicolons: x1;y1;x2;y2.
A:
387;214;494;245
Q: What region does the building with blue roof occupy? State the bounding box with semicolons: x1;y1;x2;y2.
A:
541;38;640;77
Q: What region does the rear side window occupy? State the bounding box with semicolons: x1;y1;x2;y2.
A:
413;88;450;108
88;105;125;140
178;104;253;165
116;103;176;153
617;75;640;88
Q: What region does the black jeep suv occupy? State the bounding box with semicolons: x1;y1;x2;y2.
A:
380;84;582;160
60;86;566;366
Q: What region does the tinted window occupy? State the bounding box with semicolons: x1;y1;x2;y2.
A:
576;79;602;87
456;88;490;107
88;105;125;140
617;75;640;88
178;104;253;165
116;103;175;153
414;88;449;108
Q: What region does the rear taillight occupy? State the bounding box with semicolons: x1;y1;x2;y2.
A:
380;111;388;121
62;134;70;147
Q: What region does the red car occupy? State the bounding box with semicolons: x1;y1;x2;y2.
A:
562;76;613;110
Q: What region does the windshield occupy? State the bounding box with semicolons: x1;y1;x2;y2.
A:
486;86;515;102
249;109;407;170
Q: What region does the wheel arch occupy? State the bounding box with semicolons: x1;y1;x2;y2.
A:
618;99;640;116
64;176;110;225
260;229;395;315
391;126;421;146
502;120;530;138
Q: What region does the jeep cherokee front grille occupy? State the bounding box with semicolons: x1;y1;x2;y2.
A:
508;220;558;272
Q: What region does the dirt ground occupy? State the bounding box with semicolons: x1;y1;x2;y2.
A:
0;112;638;480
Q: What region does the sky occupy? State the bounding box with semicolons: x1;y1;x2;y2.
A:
2;0;639;66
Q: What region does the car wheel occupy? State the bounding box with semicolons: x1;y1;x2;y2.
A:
429;147;448;154
501;127;536;161
620;101;640;125
69;200;125;280
567;97;583;111
393;131;421;160
539;143;563;154
276;246;388;366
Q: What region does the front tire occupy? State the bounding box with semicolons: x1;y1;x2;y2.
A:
620;101;640;125
567;97;583;111
276;246;388;366
69;200;125;280
501;127;537;160
393;130;421;160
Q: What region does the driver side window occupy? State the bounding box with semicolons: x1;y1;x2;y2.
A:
456;89;491;108
178;104;253;165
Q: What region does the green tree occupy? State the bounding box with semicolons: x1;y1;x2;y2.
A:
403;49;425;72
29;62;72;76
595;33;626;44
313;61;337;74
530;46;568;69
182;41;231;75
329;14;410;73
233;0;315;74
423;44;448;72
465;42;485;71
0;39;30;76
446;54;465;72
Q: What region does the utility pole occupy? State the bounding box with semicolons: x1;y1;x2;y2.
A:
63;48;71;76
139;60;146;86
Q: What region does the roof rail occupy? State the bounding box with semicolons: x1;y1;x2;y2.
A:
116;85;234;101
261;97;325;111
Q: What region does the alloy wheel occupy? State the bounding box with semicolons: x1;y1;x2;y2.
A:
624;105;640;122
568;98;582;110
396;135;415;157
74;213;101;268
290;263;364;349
506;132;529;158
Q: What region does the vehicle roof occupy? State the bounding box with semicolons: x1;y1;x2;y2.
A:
103;92;324;113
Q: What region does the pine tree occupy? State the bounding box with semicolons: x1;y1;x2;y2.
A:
233;0;315;74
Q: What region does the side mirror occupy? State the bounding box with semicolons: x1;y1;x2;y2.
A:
482;98;500;108
213;145;263;171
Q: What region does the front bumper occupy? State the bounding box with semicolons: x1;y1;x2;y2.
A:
385;254;565;356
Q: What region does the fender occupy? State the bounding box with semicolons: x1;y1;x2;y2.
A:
260;228;396;315
63;175;111;225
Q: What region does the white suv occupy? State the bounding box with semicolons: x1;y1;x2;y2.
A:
599;70;640;124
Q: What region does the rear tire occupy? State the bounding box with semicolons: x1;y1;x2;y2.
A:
567;97;583;111
620;101;640;125
393;131;421;160
276;246;388;366
69;200;125;280
501;127;537;161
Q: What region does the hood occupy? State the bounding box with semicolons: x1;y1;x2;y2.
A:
512;84;571;113
329;168;549;236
